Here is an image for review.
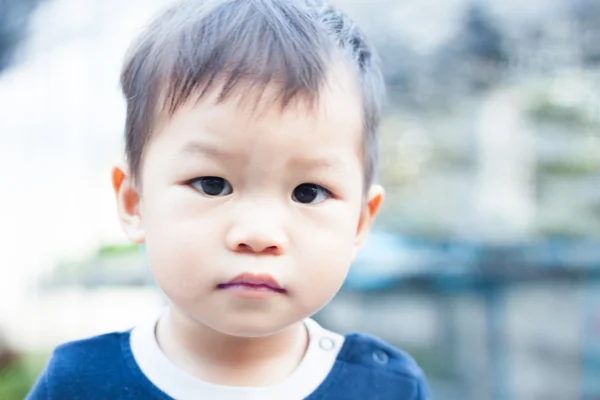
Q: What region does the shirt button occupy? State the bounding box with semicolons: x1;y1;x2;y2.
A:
319;337;335;351
373;350;389;365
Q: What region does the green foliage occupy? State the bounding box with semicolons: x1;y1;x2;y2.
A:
528;95;597;129
538;159;600;177
51;243;141;280
0;352;48;400
97;244;140;258
537;224;587;239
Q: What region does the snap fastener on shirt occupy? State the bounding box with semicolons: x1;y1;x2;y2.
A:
373;350;389;364
319;337;335;351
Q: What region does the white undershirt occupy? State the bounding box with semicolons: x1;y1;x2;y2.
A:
129;312;344;400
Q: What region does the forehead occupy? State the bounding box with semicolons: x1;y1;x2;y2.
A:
151;64;365;157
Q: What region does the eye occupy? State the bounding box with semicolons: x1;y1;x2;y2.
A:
292;183;332;204
190;177;233;197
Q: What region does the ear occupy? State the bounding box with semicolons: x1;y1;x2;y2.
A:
352;184;384;261
112;164;145;244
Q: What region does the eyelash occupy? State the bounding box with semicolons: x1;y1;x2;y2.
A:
292;183;333;204
188;176;233;197
186;177;334;204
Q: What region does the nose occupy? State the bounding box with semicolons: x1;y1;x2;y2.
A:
225;213;288;255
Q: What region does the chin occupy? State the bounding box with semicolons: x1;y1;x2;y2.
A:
212;318;296;338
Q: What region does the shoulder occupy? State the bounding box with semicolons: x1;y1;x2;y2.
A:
46;331;129;376
55;330;127;362
26;331;143;399
342;333;425;378
325;333;430;399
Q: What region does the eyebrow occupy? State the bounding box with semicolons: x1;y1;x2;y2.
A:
287;155;345;172
177;141;344;172
177;142;237;161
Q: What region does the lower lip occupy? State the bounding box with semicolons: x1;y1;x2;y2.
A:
217;283;286;299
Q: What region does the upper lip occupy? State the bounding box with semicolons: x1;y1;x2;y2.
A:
220;273;284;291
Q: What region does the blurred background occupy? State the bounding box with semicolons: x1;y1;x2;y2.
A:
1;0;600;398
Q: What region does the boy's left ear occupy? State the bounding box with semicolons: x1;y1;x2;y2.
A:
353;184;385;260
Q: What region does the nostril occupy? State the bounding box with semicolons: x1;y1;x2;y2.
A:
237;243;252;252
264;245;279;254
236;243;280;254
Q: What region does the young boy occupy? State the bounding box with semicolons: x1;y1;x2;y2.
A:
27;0;430;398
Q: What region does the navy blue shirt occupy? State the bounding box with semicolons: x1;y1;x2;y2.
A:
27;331;430;399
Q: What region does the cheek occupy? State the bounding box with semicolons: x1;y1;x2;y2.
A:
305;227;356;275
293;204;360;301
145;230;211;303
141;191;218;300
293;235;354;314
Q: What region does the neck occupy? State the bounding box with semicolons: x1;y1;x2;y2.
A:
155;307;309;386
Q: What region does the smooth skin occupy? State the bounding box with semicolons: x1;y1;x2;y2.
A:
112;66;384;386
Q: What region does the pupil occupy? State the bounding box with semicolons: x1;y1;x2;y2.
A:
202;178;224;195
295;184;317;203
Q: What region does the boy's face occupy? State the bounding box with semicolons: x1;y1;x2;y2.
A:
113;67;383;337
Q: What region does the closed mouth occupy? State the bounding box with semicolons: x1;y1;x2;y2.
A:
217;273;286;293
